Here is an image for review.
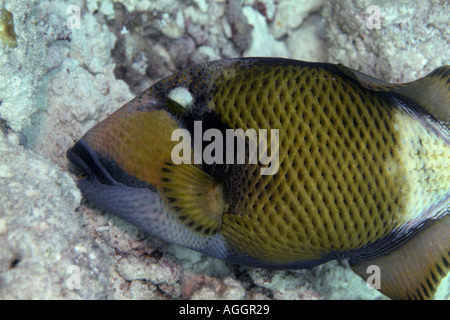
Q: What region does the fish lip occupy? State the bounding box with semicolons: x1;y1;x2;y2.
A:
67;141;98;195
66;139;118;191
67;141;94;182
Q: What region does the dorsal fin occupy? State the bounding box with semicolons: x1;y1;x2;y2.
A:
392;66;450;122
160;163;227;236
336;63;394;91
337;64;450;122
350;215;450;300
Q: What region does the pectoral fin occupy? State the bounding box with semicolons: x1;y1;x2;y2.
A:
160;163;227;236
350;215;450;300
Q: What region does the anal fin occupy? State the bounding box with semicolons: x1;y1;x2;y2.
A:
160;163;227;236
350;215;450;300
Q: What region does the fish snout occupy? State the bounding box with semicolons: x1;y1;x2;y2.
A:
66;138;119;195
67;108;182;193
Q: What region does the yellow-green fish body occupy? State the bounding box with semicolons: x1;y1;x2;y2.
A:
67;58;450;299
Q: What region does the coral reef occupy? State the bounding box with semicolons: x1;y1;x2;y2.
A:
0;132;108;299
31;0;134;168
0;0;448;300
0;0;46;136
323;0;449;82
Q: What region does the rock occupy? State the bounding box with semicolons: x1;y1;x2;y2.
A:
271;0;324;39
0;7;18;48
242;6;289;57
0;132;109;299
226;0;252;52
286;14;327;62
0;0;46;133
323;0;450;82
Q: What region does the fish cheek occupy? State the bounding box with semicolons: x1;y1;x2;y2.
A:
82;109;181;189
78;176;166;232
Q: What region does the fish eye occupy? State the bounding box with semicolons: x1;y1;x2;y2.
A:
166;97;186;115
166;87;194;115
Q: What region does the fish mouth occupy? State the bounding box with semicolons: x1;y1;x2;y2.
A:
66;139;118;192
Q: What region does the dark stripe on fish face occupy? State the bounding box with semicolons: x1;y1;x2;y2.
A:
67;139;117;187
67;138;157;198
94;154;157;190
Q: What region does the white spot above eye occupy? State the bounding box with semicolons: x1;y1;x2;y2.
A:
168;87;194;110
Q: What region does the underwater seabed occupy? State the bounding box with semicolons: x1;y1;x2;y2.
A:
0;0;449;299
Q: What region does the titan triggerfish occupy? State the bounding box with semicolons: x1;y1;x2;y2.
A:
67;58;450;299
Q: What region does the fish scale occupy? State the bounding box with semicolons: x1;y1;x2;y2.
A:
210;63;406;264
